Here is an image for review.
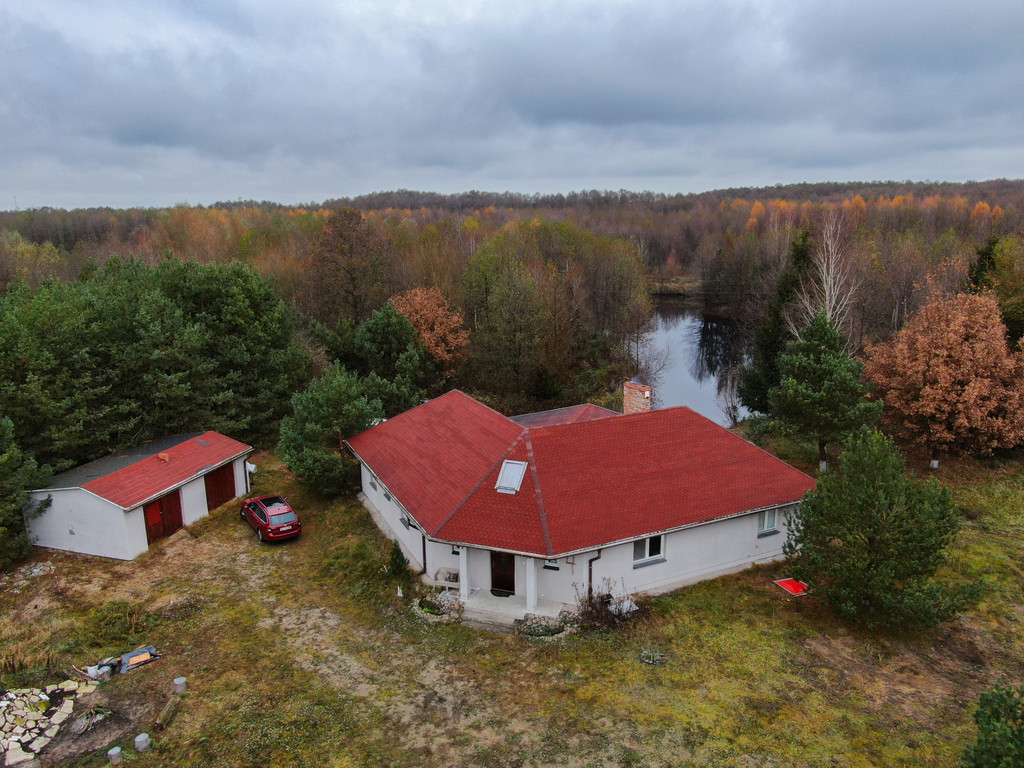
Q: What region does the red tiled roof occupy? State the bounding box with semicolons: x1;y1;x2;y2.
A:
81;432;251;509
346;391;816;557
346;391;524;534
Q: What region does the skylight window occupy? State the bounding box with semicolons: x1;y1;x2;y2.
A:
495;460;528;494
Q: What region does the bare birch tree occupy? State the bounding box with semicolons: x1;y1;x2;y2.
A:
789;213;860;349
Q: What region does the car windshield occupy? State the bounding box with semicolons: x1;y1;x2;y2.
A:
270;512;298;526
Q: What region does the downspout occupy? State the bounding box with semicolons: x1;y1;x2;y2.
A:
587;549;603;600
420;532;428;576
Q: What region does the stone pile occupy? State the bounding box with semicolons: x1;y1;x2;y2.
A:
0;562;55;594
0;679;96;765
411;592;464;623
513;610;577;641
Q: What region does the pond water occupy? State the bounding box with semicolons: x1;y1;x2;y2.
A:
644;298;748;426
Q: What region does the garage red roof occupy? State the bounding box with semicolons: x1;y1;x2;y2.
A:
43;432;251;509
346;391;815;557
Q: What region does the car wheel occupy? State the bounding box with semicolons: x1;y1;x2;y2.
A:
257;529;264;542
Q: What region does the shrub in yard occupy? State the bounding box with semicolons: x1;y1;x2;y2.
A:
962;682;1024;768
67;600;161;652
417;599;443;616
388;539;411;582
574;580;651;631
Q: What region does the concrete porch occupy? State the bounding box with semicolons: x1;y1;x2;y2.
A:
455;588;572;630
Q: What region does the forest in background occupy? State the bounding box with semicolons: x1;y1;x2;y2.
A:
3;178;1024;475
4;178;1023;337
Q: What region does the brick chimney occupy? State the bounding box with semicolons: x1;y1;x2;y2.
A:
623;379;652;415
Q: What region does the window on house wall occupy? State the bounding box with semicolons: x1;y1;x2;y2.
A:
369;475;378;491
399;516;410;529
757;509;778;537
632;535;665;567
543;559;560;571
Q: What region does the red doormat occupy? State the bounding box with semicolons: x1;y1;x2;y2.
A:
774;578;809;596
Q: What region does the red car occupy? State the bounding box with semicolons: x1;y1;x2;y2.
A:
240;495;302;542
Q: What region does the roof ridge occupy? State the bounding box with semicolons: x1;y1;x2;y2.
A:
432;430;526;537
447;389;518;425
524;430;554;557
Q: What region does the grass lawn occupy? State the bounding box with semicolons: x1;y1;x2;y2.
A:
2;450;1021;767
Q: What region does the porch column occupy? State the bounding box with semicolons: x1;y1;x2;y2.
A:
458;546;470;600
525;557;538;613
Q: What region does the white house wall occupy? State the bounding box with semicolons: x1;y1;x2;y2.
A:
359;457;796;608
28;489;147;561
532;505;794;605
360;464;427;570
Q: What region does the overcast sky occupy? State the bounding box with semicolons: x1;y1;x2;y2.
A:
3;0;1023;209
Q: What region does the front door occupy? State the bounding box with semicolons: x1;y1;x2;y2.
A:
490;551;516;596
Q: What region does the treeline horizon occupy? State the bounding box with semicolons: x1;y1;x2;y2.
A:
6;177;1024;217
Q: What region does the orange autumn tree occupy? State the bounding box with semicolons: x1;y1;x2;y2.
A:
864;293;1024;467
391;286;470;377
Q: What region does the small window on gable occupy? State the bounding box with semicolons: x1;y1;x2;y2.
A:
495;460;528;494
369;475;378;491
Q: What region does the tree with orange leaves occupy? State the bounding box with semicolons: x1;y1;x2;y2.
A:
391;286;470;377
864;293;1024;467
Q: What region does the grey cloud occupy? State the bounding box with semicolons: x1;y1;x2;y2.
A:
1;1;1023;209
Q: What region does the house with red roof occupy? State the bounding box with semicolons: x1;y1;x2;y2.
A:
346;383;815;622
29;432;252;560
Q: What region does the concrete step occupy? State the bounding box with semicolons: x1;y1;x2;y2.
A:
461;617;515;634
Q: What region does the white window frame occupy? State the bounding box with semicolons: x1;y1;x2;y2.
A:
632;535;665;568
757;508;778;537
495;460;528;494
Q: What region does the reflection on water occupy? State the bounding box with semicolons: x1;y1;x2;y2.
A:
645;299;748;426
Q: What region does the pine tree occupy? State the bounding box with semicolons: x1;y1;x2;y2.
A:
963;682;1024;768
278;364;384;496
769;311;881;470
784;429;972;630
0;416;50;571
739;229;811;414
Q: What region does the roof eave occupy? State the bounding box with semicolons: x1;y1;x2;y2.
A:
429;498;806;559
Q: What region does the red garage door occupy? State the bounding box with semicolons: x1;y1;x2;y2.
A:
204;463;237;511
144;491;183;545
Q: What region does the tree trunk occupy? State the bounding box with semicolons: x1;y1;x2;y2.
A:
818;441;828;473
